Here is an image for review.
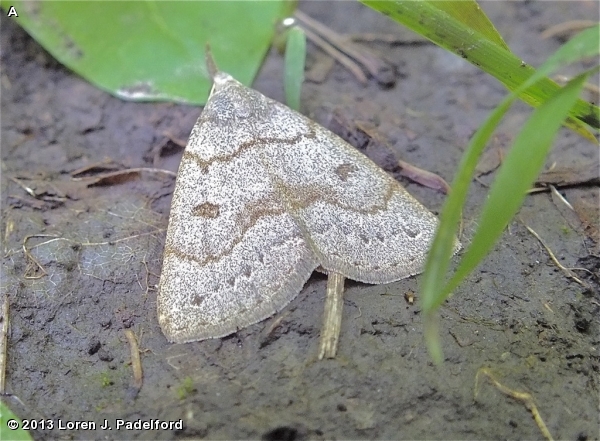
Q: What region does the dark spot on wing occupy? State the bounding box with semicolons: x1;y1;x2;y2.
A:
334;162;358;182
192;202;220;218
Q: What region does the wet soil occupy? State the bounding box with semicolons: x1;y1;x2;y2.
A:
1;2;598;440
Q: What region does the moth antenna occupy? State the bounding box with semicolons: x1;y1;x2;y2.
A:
205;44;218;80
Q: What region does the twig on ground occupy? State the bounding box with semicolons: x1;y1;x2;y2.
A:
125;329;143;390
295;10;394;85
0;296;9;394
522;222;593;287
299;24;368;84
71;167;176;186
475;367;553;441
318;271;346;359
540;20;597;39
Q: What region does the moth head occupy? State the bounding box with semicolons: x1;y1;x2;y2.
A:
213;72;234;85
209;72;238;99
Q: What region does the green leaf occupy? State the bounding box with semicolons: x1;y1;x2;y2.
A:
284;26;306;111
1;1;289;104
361;1;600;138
0;401;33;441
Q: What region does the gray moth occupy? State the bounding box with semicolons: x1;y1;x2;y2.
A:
157;62;460;344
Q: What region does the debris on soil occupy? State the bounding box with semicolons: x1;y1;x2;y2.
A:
533;161;600;190
475;367;553;441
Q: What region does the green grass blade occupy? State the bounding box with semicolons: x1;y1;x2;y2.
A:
422;24;600;313
361;1;600;136
429;0;509;50
423;72;590;363
420;98;511;309
284;26;306;111
443;72;590;298
419;23;599;363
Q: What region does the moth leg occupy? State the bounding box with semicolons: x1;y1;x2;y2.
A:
318;271;346;359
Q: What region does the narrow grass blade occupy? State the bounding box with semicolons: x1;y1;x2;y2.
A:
429;0;509;50
419;23;599;363
361;1;599;137
284;26;307;111
422;24;600;313
444;73;590;298
424;73;590;363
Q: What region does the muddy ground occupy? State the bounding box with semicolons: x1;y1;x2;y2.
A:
1;2;598;440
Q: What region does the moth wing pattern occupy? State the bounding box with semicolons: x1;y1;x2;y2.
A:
157;74;320;343
157;71;460;343
257;91;460;284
